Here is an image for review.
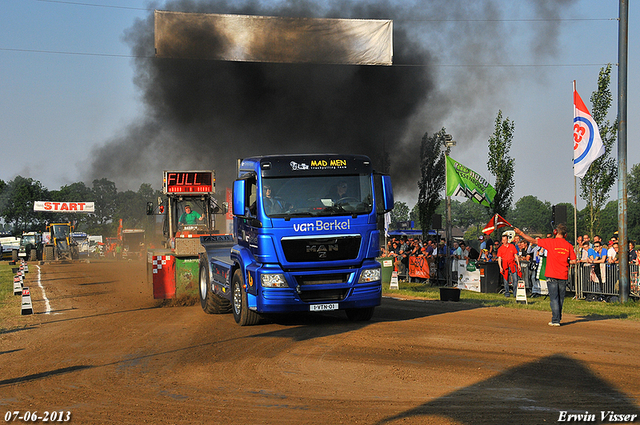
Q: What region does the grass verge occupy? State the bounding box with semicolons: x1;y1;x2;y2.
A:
384;281;640;321
0;262;24;332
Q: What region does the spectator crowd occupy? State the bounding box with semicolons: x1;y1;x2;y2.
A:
382;232;639;299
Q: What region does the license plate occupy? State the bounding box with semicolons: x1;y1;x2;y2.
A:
310;303;338;312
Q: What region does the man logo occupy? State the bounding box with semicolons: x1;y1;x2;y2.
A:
306;244;338;259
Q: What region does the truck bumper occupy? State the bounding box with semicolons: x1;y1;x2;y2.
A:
252;280;382;313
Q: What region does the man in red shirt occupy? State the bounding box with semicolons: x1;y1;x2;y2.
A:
497;233;520;297
515;224;577;326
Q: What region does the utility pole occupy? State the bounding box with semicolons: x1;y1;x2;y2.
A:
617;0;629;302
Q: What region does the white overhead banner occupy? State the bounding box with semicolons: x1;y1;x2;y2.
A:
33;201;95;213
155;10;393;65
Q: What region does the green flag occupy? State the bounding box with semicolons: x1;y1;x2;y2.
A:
446;156;496;207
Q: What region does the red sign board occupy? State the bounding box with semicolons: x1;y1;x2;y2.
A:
163;171;214;194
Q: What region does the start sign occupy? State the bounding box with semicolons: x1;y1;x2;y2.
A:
33;201;95;213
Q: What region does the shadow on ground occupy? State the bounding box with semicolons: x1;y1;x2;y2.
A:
376;353;640;425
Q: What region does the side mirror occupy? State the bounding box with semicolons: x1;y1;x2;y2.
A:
233;180;246;217
381;175;394;213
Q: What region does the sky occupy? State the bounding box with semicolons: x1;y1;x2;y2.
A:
0;0;637;211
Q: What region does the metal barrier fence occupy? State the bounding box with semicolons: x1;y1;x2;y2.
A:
572;262;640;299
398;256;640;300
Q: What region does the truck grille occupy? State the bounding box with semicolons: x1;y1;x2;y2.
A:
281;236;361;262
295;274;350;285
298;288;349;302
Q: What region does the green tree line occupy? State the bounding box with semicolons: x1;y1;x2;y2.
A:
0;176;162;237
392;195;633;244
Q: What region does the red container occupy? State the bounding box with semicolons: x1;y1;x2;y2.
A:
152;255;176;299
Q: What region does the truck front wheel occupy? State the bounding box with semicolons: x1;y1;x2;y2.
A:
231;269;261;326
199;261;231;314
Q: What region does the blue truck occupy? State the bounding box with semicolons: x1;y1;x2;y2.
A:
198;154;394;325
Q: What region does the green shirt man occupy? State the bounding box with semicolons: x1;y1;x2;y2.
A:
179;205;203;225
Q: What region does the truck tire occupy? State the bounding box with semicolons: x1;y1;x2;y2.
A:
231;269;261;326
345;307;375;322
29;249;37;262
44;246;55;261
199;262;231;314
71;246;80;260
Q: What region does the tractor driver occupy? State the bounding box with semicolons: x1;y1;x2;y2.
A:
179;204;203;225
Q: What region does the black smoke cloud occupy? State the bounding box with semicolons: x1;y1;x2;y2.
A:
88;0;575;200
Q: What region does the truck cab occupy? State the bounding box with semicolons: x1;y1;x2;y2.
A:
199;154;394;325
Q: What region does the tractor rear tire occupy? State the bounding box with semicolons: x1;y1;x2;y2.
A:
199;260;231;314
44;246;55;261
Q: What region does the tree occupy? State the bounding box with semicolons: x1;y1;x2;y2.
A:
88;178;118;235
627;163;640;242
454;199;487;231
417;129;446;237
409;203;421;229
0;176;50;231
50;181;94;228
599;200;618;242
579;64;617;237
510;195;551;234
390;201;410;227
487;110;516;218
114;184;161;235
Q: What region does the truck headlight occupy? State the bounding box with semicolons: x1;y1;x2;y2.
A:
261;274;288;288
358;268;380;283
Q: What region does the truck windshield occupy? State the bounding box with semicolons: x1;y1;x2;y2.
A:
262;174;373;218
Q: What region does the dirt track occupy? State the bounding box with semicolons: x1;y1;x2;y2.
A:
2;260;640;424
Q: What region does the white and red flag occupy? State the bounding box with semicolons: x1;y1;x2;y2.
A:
482;214;512;235
573;89;605;178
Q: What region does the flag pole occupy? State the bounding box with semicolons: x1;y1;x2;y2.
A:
446;152;452;287
573;80;578;250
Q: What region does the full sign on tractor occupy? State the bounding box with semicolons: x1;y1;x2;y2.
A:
147;170;226;300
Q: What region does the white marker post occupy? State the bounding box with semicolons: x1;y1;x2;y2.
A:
516;279;528;304
13;275;22;295
21;287;33;315
390;271;399;290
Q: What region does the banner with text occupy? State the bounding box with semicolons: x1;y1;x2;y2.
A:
409;256;430;279
33;201;95;213
446;156;495;207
